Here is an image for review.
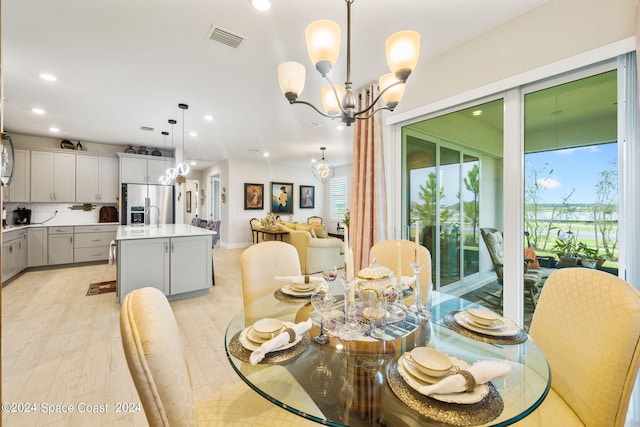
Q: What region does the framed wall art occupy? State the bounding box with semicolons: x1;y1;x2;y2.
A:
244;183;264;210
299;185;315;209
270;181;294;215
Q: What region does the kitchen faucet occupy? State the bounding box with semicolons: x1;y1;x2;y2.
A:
146;205;161;228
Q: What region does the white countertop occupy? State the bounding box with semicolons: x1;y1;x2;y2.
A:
2;222;119;234
116;224;216;240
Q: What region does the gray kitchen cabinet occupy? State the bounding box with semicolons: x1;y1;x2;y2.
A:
30;151;76;202
2;228;28;283
169;235;212;295
117;233;211;303
6;149;30;202
48;226;74;265
118;153;173;184
27;227;48;267
118;238;170;301
73;224;117;263
76;155;119;203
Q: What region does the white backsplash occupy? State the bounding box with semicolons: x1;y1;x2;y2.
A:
3;202;119;225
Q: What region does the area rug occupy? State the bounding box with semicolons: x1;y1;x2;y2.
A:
86;280;117;296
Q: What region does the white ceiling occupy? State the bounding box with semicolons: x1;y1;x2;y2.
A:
2;0;550;170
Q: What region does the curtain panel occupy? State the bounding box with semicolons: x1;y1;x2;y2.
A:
350;85;388;272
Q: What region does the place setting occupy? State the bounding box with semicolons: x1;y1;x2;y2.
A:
274;275;326;302
386;346;509;425
443;307;528;344
228;317;312;365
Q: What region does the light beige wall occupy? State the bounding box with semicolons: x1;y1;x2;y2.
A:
397;0;635;114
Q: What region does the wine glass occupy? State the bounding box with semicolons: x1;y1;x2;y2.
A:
310;286;336;345
322;265;338;284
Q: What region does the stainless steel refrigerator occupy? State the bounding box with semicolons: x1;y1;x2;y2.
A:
121;183;175;225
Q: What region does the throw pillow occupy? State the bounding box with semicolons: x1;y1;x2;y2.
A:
524;247;541;269
295;223;313;233
311;224;328;238
282;221;297;230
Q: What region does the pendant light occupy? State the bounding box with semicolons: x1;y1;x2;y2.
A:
159;131;171;185
312;147;334;183
166;119;178;180
175;103;190;181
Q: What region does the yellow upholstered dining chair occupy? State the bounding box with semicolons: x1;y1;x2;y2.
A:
120;286;322;427
369;239;432;290
514;268;640;427
241;240;302;307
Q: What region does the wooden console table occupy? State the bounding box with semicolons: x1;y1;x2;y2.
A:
251;228;289;244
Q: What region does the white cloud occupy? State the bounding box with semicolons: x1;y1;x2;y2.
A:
537;177;561;189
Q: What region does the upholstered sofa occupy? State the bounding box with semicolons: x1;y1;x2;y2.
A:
274;221;343;274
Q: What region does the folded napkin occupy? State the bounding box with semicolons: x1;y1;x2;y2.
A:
249;319;312;365
274;276;324;284
418;360;511;395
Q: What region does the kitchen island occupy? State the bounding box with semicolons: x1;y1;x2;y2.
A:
116;224;216;303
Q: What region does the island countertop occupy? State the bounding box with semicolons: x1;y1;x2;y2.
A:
116;224;217;240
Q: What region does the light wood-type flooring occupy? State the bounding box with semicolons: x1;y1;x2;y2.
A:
2;247;246;427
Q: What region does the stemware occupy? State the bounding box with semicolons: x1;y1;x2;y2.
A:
310;286;336;345
322;265;338;283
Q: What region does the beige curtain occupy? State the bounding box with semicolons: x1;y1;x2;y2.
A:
350;84;388;272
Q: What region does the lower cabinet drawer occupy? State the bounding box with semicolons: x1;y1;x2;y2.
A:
74;231;116;248
74;246;109;263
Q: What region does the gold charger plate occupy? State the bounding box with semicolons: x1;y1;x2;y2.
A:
386;356;503;426
444;311;528;345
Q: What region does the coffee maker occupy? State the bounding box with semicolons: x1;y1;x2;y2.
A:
12;206;31;225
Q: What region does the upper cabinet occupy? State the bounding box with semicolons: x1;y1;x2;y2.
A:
5;148;30;202
76;155;118;203
30;151;76;202
119;153;173;184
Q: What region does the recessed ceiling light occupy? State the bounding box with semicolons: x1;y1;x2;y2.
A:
31;107;46;115
263;152;269;157
190;161;196;166
39;73;57;81
204;115;213;121
336;125;344;130
472;110;483;116
311;158;317;163
189;132;197;137
249;0;271;11
49;127;60;133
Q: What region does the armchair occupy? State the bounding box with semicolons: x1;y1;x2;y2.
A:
276;222;343;274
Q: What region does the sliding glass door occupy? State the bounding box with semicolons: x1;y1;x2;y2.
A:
402;99;504;294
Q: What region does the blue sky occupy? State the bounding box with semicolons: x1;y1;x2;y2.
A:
525;143;617;204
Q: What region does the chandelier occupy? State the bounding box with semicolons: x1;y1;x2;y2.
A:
277;0;420;126
312;147;334;183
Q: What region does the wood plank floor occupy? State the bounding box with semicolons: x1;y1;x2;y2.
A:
2;247;246;427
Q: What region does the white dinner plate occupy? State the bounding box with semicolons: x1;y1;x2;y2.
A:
280;284;315;297
239;321;302;351
461;312;505;330
397;356;489;404
454;312;521;337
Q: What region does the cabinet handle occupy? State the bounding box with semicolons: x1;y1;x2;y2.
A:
91;239;102;242
55;229;65;232
70;237;73;244
165;242;169;253
171;242;175;253
9;246;13;254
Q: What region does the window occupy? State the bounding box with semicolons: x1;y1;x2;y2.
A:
330;176;348;221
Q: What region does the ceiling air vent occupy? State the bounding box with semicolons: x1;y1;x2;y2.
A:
140;126;154;132
207;25;244;48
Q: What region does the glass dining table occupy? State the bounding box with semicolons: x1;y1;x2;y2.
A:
224;288;550;426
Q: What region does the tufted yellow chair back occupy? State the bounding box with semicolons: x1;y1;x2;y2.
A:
241;241;302;307
120;286;197;427
369;240;432;289
529;268;640;426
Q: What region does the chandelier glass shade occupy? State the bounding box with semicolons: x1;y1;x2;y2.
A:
277;0;420;125
312;147;334;183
